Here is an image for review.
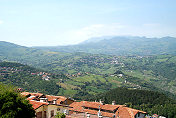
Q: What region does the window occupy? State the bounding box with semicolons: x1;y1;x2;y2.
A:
51;110;54;117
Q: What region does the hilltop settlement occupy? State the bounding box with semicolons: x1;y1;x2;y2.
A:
20;91;165;118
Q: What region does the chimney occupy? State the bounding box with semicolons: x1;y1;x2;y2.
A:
40;98;45;102
40;98;47;102
99;99;104;105
53;99;57;104
112;101;116;105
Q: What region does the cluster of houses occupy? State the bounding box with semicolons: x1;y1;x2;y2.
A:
0;66;20;76
21;91;149;118
31;72;51;81
0;66;51;81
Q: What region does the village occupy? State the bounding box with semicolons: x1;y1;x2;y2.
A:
19;89;165;118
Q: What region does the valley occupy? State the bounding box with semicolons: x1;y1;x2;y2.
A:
0;41;176;99
0;38;176;117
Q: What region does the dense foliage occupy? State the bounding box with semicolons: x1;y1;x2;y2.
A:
0;62;68;95
87;87;176;118
0;83;35;118
54;112;66;118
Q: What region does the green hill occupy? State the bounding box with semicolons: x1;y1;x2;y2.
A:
86;87;176;117
0;61;68;95
0;41;176;99
35;36;176;56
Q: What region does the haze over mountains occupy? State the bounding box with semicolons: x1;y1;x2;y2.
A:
35;36;176;56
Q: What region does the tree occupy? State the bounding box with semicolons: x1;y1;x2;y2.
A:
54;112;66;118
0;83;35;118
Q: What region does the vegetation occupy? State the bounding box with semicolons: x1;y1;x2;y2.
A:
87;87;176;118
0;62;69;95
36;36;176;56
0;40;176;117
0;41;176;98
0;83;35;118
54;112;66;118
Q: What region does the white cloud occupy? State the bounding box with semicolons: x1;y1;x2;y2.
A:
55;23;176;46
66;23;126;44
0;20;4;24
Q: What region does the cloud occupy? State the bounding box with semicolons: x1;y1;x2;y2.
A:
71;23;176;42
68;23;126;43
56;23;176;45
0;20;4;24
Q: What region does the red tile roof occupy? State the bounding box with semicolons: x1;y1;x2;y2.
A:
101;104;123;111
69;101;146;118
45;95;60;101
69;101;85;112
76;101;122;111
29;100;48;110
21;92;43;97
69;101;119;117
116;107;146;118
56;96;67;104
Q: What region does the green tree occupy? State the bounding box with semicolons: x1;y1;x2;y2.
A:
54;112;66;118
0;83;35;118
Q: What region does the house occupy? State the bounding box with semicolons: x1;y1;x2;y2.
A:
21;92;147;118
21;92;74;118
68;101;146;118
117;106;146;118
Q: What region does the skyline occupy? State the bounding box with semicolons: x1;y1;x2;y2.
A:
0;0;176;47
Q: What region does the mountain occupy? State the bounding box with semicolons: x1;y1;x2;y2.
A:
0;41;70;70
35;36;176;56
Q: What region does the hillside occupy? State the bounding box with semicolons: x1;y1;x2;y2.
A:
0;41;70;70
0;41;176;99
36;36;176;56
0;61;69;95
86;87;176;117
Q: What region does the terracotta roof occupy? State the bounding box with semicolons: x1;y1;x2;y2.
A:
22;92;68;104
30;93;43;97
29;100;48;109
69;101;85;112
56;96;67;104
69;101;119;117
66;113;98;118
101;104;123;111
45;95;60;101
84;109;114;117
21;92;43;97
27;96;36;101
116;107;146;118
81;101;102;109
81;101;122;111
70;101;147;118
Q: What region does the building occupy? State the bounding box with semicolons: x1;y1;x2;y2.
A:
68;101;146;118
21;92;147;118
21;92;74;118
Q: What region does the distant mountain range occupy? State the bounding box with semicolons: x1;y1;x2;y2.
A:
35;36;176;55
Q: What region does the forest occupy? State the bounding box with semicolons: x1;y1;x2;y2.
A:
87;87;176;118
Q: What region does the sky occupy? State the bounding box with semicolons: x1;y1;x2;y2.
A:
0;0;176;47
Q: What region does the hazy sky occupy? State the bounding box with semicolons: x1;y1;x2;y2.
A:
0;0;176;46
